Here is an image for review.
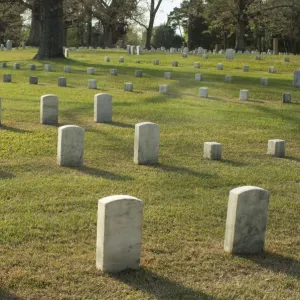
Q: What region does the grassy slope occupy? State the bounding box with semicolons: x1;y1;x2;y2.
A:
0;49;299;300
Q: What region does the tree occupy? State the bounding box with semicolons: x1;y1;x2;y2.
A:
133;0;164;49
152;24;182;48
34;0;64;59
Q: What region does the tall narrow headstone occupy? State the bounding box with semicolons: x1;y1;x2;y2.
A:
293;70;300;87
134;122;160;165
57;125;85;167
96;195;143;272
94;93;112;123
6;40;12;50
224;186;270;254
40;94;59;125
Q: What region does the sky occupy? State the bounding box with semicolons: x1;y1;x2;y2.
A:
154;0;182;26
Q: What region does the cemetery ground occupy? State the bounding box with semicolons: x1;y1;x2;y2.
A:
0;49;299;300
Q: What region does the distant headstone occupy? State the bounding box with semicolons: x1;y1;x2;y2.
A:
224;186;270;254
58;77;67;87
64;48;69;58
204;142;222;160
119;57;124;63
282;93;291;103
293;70;300;87
44;64;52;72
159;84;168;94
199;87;208;98
164;72;172;79
195;73;203;81
273;38;279;55
94;93;112;123
130;45;135;55
267;139;285;157
29;64;36;71
13;63;20;70
3;74;11;82
29;76;38;85
110;69;117;76
0;44;4;51
153;59;159;65
87;67;95;75
40;94;58;125
57;125;85;167
217;63;223;70
64;66;71;73
104;56;110;62
240;90;249;101
96;195;143;272
194;62;200;68
243;66;249;72
284;57;290;62
136;46;141;55
124;82;133;92
6;40;12;50
88;79;97;89
225;49;234;59
225;75;232;83
127;45;131;54
172;61;178;67
135;70;143;77
134;122;160;165
268;66;275;73
260;78;268;86
1;62;6;68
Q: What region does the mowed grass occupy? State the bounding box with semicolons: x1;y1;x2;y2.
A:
0;48;299;300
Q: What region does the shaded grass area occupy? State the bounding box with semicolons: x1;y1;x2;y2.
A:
0;49;299;299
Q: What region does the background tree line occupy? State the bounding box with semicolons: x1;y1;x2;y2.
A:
0;0;299;59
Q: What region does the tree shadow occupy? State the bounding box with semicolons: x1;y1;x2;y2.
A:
0;125;31;133
221;159;249;167
285;156;300;162
77;166;133;181
111;268;217;300
237;251;300;279
0;170;15;179
0;288;23;300
149;163;214;179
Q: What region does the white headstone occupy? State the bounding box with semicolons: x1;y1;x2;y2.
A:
195;73;203;81
124;82;133;92
94;93;112;123
194;62;200;68
6;40;12;50
88;79;97;89
293;70;300;87
96;195;143;272
225;49;234;59
267;139;285;157
57;125;85;167
164;72;172;79
224;186;270;254
240;90;249;101
204;142;222;160
87;67;95;75
159;85;168;94
199;87;208;98
260;78;268;86
40;94;58;125
134;122;160;165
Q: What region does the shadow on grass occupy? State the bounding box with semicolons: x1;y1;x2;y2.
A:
0;288;23;300
285;156;300;162
77;166;133;181
149;163;214;178
112;268;217;300
0;125;31;133
238;251;300;279
221;159;249;167
0;171;15;179
111;121;134;129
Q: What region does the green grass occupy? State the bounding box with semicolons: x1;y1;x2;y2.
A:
0;49;299;300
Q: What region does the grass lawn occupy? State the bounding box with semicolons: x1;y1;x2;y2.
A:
0;48;299;300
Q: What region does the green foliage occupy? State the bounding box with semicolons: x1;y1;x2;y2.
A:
152;24;183;48
0;2;24;45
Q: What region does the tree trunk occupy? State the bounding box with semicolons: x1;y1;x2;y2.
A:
145;17;154;49
87;15;92;46
235;18;245;51
34;0;64;60
26;0;41;47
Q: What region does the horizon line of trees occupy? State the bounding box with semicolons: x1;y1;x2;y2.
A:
0;0;299;59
